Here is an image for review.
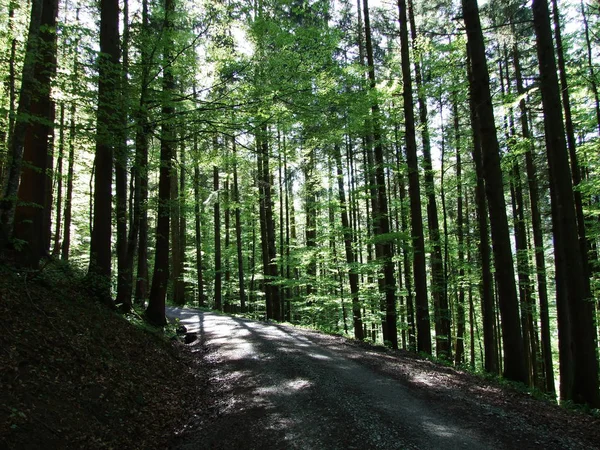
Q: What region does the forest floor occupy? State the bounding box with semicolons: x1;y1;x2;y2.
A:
1;261;600;449
0;262;206;449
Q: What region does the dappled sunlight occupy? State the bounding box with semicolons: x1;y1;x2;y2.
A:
167;309;502;448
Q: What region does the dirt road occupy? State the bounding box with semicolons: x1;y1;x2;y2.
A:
166;307;599;450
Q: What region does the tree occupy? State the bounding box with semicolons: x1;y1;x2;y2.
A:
395;0;428;353
532;0;600;407
462;0;527;383
88;0;121;305
12;0;59;268
0;0;44;246
146;0;176;326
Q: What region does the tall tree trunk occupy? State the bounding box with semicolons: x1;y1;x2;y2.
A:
463;0;527;383
13;0;59;268
0;0;43;245
467;46;498;375
550;0;590;280
363;0;399;347
0;0;18;189
512;42;555;395
146;0;175;326
395;0;426;352
532;0;600;407
61;100;76;261
334;143;364;340
88;0;121;305
194;159;205;307
453;95;466;366
406;0;449;358
171;163;183;305
134;0;150;306
52;102;65;256
115;0;131;311
214;164;222;311
233;138;246;311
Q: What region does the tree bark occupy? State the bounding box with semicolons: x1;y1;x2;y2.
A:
462;0;527;383
134;0;150;306
395;0;427;352
334;143;364;340
406;0;450;358
88;0;121;305
146;0;175;326
214;163;222;311
0;0;44;245
532;0;600;407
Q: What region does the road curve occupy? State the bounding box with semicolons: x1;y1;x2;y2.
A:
166;307;505;450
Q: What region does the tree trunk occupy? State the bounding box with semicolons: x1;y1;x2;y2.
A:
0;0;44;245
532;0;600;407
550;0;590;281
115;0;131;311
453;95;466;366
171;163;184;305
463;0;527;383
134;0;150;307
88;0;121;305
512;42;555;395
466;45;498;375
233;138;246;311
194;160;205;307
146;0;175;326
395;0;426;352
61;100;76;261
13;0;59;268
334;143;364;340
214;164;222;311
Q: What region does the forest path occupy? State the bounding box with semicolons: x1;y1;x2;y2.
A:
166;307;509;450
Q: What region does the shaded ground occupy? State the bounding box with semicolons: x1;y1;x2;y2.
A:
0;264;205;450
2;261;599;449
168;308;600;450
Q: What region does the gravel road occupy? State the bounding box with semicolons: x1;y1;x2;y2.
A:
166;308;507;450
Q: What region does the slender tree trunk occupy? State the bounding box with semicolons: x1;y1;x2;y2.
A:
146;0;175;326
532;0;600;407
194;161;205;307
88;0;121;305
52;103;65;256
466;46;498;375
334;143;364;340
171;162;184;305
233;138;245;311
463;0;527;383
512;42;555;396
214;164;222;311
61;100;76;261
363;0;399;347
394;0;426;352
550;0;590;280
406;0;449;359
115;0;131;311
0;1;18;189
454;95;466;366
580;0;600;136
134;0;150;306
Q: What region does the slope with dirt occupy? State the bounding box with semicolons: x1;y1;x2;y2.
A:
0;264;206;450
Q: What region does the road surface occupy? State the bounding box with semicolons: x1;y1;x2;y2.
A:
166;308;506;449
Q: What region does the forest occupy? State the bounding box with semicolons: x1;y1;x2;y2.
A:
0;0;599;409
